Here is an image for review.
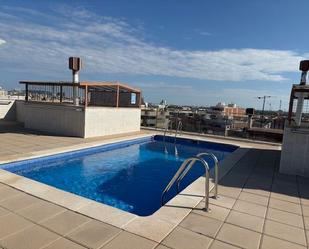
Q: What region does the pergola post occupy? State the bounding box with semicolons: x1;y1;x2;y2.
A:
60;85;63;103
116;85;120;107
25;83;29;102
85;85;88;108
139;93;142;107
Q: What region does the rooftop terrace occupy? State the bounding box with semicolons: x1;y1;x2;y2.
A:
0;122;308;249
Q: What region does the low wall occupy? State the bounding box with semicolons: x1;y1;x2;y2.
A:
84;107;141;138
16;101;85;137
0;100;16;120
16;101;141;138
280;126;309;176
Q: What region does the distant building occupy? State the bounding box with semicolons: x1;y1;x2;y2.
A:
0;87;7;98
214;102;246;117
141;105;169;129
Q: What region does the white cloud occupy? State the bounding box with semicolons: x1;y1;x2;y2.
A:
0;6;305;82
197;31;212;36
0;39;6;45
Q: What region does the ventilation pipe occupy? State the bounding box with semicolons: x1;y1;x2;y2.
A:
295;60;309;126
69;57;82;106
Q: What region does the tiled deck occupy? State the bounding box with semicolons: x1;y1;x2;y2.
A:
0;124;308;249
0;121;146;163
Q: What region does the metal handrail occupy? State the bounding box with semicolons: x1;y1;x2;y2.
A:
177;152;219;199
174;120;182;156
161;156;210;211
163;120;171;154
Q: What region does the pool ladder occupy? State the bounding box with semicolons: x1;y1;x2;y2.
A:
161;152;219;212
163;119;183;156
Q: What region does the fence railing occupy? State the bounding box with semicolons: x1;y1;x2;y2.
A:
20;81;141;108
141;110;284;143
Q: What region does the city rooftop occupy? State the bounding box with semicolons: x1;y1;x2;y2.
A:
0;1;309;249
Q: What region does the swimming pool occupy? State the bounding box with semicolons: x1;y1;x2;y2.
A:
1;135;237;216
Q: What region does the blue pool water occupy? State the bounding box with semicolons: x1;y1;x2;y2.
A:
1;136;237;216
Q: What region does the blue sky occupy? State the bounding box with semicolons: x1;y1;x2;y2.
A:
0;0;308;110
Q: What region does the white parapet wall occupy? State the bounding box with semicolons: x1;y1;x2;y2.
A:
0;100;16;120
280;126;309;176
15;101;141;138
16;101;85;137
84;107;141;138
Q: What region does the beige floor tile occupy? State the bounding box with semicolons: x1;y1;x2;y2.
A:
272;181;298;193
271;192;300;204
155;245;170;249
243;188;271;198
180;213;223;238
226;210;264;232
302;205;309;217
0;225;59;249
0;171;23;185
123;216;175;243
213;185;241;199
67;220;121;249
0;213;32;239
303;216;309;230
269;198;302;215
17;200;66;223
162;227;213;249
245;177;272;190
300;197;309;207
42;238;87;249
41;211;91;235
0;206;9;217
216;223;261;249
193;201;230;221
209;195;236;209
233;200;267;218
260;235;306;249
238;191;269;206
264;220;306;246
266;208;304;228
0;185;22;201
101;231;157;249
210;240;240;249
0;192;41;211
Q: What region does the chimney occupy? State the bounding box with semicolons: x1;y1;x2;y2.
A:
69;57;82;106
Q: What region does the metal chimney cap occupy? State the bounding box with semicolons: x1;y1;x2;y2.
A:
299;60;309;72
69;57;82;71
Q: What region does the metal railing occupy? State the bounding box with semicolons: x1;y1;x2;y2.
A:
19;81;142;108
163;119;182;155
161;155;211;211
163;120;171;154
174;120;182;156
176;152;219;199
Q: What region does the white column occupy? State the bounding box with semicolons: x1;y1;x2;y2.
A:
73;71;79;106
295;92;304;126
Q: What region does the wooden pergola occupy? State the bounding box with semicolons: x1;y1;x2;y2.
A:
20;81;142;108
80;82;141;108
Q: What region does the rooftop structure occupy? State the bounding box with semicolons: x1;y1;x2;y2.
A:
280;60;309;176
20;80;141;108
14;58;142;138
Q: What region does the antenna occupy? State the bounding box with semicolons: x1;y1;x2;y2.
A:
255;95;273;127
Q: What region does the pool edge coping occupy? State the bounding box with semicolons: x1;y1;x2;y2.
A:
0;134;249;243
